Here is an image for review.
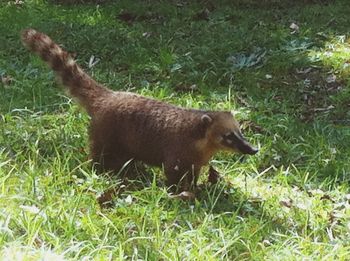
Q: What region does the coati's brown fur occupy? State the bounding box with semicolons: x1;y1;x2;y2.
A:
21;28;258;191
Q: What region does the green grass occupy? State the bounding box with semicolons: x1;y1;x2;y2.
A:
1;0;350;259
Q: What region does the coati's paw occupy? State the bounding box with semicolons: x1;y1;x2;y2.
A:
208;166;221;184
169;191;196;201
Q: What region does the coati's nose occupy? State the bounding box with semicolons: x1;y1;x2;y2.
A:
237;139;259;155
246;146;259;155
228;131;259;155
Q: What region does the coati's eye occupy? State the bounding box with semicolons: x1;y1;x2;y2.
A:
222;131;240;144
222;130;259;155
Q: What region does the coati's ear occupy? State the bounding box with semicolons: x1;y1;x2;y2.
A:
201;114;213;126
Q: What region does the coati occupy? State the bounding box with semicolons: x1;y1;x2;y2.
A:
21;28;258;192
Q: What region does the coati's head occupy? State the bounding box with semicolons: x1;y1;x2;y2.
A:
201;112;258;155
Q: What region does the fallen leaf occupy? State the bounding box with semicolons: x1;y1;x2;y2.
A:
124;195;133;204
289;22;299;34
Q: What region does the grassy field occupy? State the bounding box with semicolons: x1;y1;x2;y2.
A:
1;0;350;259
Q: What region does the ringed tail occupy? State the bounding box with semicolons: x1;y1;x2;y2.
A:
21;28;109;115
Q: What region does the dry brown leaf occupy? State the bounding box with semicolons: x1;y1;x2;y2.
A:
289;22;299;34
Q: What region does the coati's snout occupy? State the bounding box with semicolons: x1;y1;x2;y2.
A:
222;131;258;155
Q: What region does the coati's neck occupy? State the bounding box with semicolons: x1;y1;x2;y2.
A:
194;135;220;165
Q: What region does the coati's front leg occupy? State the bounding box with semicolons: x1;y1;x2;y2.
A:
164;159;201;193
208;165;222;184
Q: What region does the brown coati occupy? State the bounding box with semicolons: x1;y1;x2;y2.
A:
21;28;258;191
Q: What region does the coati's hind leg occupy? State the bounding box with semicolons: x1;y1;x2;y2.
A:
93;152;130;174
90;140;130;175
90;139;144;180
91;144;135;207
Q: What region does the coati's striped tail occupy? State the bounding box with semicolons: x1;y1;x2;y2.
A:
21;28;109;115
